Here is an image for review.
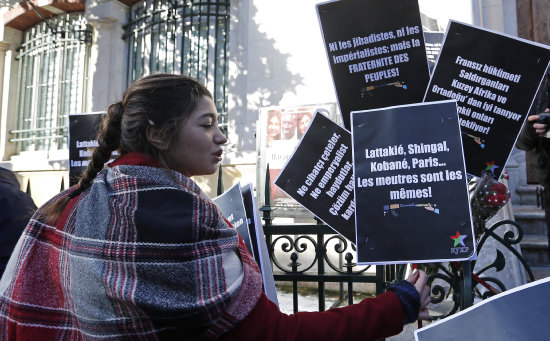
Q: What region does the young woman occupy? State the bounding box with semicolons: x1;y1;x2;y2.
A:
0;74;430;340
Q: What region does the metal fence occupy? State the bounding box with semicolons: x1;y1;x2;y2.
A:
248;168;535;319
12;13;92;153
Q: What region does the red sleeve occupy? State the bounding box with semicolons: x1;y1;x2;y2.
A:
219;291;404;341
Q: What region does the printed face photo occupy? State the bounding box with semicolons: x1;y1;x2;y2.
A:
297;111;313;138
281;112;297;140
267;110;282;140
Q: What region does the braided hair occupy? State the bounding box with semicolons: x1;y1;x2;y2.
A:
43;74;212;223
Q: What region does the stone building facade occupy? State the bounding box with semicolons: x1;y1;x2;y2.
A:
0;0;521;207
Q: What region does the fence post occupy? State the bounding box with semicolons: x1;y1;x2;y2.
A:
26;178;31;196
289;252;300;314
460;261;473;309
260;164;274;225
217;164;224;196
317;230;325;312
345;252;355;305
375;265;385;295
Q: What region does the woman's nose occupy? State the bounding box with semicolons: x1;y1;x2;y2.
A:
215;127;228;145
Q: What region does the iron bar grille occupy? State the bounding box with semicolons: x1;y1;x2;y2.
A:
12;13;92;152
255;167;534;316
123;0;229;134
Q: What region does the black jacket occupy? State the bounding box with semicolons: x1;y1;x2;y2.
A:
517;70;550;187
0;167;36;277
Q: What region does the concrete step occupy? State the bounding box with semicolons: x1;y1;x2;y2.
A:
513;205;548;236
516;185;543;206
531;266;550;281
520;234;549;267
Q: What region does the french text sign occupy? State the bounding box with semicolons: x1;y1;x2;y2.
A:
317;0;430;129
351;101;474;264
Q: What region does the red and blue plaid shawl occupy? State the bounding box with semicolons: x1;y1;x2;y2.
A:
0;152;263;340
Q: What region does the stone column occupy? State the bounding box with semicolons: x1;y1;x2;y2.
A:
85;0;129;112
0;40;11;161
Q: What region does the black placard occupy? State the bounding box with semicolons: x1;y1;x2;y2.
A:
424;31;444;74
275;112;355;241
214;183;279;306
240;184;279;306
424;21;550;179
351;101;474;264
213;183;255;258
317;0;430;130
68;112;103;186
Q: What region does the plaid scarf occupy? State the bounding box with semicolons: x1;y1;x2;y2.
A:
0;153;263;340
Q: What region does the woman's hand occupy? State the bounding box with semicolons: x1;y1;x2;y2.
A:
406;270;431;320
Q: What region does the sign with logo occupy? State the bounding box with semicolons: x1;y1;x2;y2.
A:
424;20;550;179
450;231;470;255
351;100;475;264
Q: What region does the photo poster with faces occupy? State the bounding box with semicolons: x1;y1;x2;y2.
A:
415;277;550;341
423;31;444;75
68;112;104;186
351;100;475;264
316;0;430;130
274;112;355;242
240;183;279;307
256;103;338;211
212;182;255;259
424;20;550;180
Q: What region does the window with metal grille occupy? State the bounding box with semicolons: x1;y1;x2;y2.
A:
124;0;230;134
12;13;92;153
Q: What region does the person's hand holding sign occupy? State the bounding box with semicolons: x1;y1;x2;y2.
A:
407;269;431;320
528;108;550;137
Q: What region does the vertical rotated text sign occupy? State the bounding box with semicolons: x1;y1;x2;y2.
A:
424;31;444;74
424;21;550;179
241;183;279;307
274;112;355;242
317;0;430;130
69;112;103;186
213;183;255;259
352;101;474;264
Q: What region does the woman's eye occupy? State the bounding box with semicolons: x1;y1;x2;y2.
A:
202;123;214;129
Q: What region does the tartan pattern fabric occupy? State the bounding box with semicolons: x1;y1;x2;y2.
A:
0;156;263;340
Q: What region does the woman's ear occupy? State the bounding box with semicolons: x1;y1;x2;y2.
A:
146;126;169;151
